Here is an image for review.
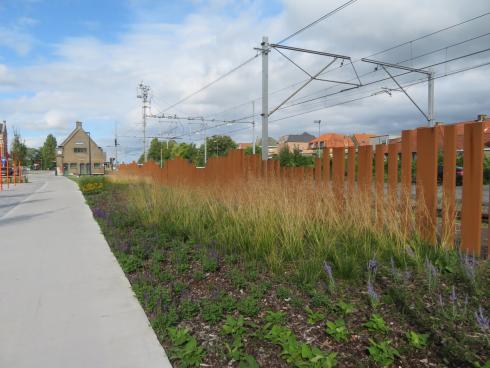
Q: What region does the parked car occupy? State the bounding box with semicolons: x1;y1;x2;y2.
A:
1;167;14;177
437;165;463;185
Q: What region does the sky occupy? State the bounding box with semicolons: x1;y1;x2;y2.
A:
0;0;489;161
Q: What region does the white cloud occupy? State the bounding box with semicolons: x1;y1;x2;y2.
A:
1;0;489;161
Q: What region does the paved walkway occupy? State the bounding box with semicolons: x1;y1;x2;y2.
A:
0;173;172;368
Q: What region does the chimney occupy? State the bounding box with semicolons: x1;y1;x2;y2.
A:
76;121;83;129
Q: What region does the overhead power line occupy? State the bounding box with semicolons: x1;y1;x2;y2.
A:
269;59;490;123
159;1;358;115
277;46;490;112
276;0;360;45
203;12;490;120
160;54;259;113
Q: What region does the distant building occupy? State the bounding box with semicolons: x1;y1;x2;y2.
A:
309;133;377;151
389;114;490;153
237;143;252;150
309;133;352;150
0;120;7;158
278;132;315;154
56;121;106;175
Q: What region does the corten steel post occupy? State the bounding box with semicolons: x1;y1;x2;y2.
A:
375;144;386;224
274;159;281;181
347;146;355;194
332;147;344;199
461;122;484;256
13;158;16;186
298;166;305;183
416;127;438;244
401;130;414;193
315;158;321;185
401;129;414;231
442;124;456;247
358;145;373;197
6;157;9;189
388;143;399;199
322;148;330;185
267;158;274;179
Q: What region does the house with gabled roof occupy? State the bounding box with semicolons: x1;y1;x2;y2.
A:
278;132;315;154
56;121;106;175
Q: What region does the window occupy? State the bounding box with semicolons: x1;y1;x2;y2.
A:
94;163;101;168
69;163;77;168
74;147;87;153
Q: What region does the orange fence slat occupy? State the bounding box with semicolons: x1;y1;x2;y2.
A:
461;122;484;255
358;145;373;196
388;143;399;198
375;144;386;222
322;148;330;184
315;158;321;184
416;127;438;244
347;147;355;193
401;129;414;195
332;147;344;197
442;124;456;247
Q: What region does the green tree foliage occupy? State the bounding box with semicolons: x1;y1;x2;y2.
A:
138;135;236;167
278;146;314;167
41;134;57;170
138;139;178;164
244;145;261;155
10;132;28;165
206;135;237;157
26;147;41;168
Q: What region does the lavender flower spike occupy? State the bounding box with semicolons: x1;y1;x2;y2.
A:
390;257;397;276
449;286;457;304
367;280;379;307
323;261;335;289
475;306;489;332
368;258;378;274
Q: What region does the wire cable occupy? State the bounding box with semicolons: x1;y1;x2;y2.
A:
276;0;360;44
160;54;259;113
270;59;490;123
203;12;490;119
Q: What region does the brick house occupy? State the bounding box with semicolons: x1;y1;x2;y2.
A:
56;121;106;175
278;132;315;154
389;114;490;153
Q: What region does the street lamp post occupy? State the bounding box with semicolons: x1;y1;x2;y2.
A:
314;120;321;156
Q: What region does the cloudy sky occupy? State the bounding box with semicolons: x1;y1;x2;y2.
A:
0;0;489;161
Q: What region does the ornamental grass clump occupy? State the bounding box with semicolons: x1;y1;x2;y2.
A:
107;174;457;284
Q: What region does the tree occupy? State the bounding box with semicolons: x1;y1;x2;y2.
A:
147;138;163;163
138;139;178;164
278;146;314;167
26;147;41;169
10;132;28;165
206;135;237;157
41;134;57;170
244;145;261;155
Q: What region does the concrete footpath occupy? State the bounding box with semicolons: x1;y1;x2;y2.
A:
0;173;172;368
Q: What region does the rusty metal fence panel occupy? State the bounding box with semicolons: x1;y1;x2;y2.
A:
116;121;488;257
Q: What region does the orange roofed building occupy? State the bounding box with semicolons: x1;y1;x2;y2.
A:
389;114;490;153
309;133;377;150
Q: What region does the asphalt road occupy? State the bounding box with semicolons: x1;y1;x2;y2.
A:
0;173;171;368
